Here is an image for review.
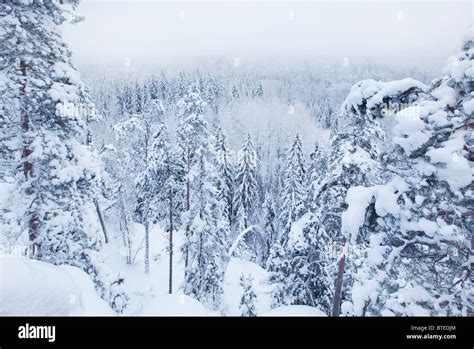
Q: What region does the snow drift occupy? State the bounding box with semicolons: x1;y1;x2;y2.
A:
0;258;113;316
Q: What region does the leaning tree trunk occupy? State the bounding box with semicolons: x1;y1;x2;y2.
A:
331;238;346;317
86;130;109;245
94;198;109;244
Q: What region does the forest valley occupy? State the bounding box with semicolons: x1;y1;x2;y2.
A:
0;2;472;317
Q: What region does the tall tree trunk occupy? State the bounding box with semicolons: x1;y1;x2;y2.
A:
119;190;132;265
86;130;108;244
19;54;38;259
144;120;150;274
168;185;173;294
184;146;190;275
470;224;473;316
144;218;149;274
144;121;149;162
94;198;108;243
331;238;346;317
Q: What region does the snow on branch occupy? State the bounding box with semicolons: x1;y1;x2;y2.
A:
341;177;408;244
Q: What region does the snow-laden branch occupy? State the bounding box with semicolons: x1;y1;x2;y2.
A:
227;225;260;258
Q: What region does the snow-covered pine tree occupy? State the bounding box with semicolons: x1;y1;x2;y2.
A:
0;0;105;266
312;77;428;316
148;123;184;293
266;241;289;307
145;76;158;101
267;213;333;311
261;193;277;261
231;85;240;102
291;213;334;311
134;81;149;114
175;84;208;271
113;113;154;190
164;142;187;293
114;84;126;116
214;127;234;227
174;72;188;102
340;33;473;316
307;141;328;210
252;82;264;98
233;134;259;233
175;85;228;307
279;133;307;235
205;78;220;114
267;133;312;309
123;83;136;115
158;74;168;102
0;13;19;182
183;154;227;309
134;123;165;273
135;122;184;285
239;274;257;317
273;134;286;220
114;110;154;272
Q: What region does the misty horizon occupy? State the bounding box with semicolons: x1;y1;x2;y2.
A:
63;0;472;72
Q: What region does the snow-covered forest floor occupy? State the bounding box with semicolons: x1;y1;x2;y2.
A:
0;1;472;317
1;219;309;316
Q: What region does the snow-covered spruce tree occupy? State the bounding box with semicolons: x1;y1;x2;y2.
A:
261;192;277;261
205;78;220;114
239;274;257;317
0;3;23;243
231;85;240;102
252;82;264;99
113;112;156;203
0;26;19;183
267;211;333;311
175;84;208;271
214;127;234;227
134;123;166;274
273;136;287;213
136;124;169;222
163;143;187;293
279;133;307;235
268;134;330;309
158;75;169;102
266;240;290;307
233;134;259;233
174;72;188;103
176;86;227;308
134;81;150;115
114;83;127;116
135;123;184;287
313;78;429;315
0;0;105;264
340;34;473;317
0;1;132;311
307;141;328;210
123;83;137;115
182;154;227;310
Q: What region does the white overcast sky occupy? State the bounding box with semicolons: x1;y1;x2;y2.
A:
63;0;473;70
